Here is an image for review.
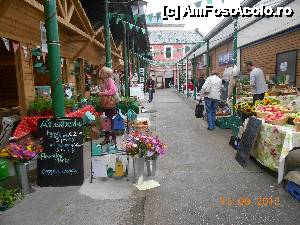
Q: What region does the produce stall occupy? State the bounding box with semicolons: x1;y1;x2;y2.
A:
235;98;300;183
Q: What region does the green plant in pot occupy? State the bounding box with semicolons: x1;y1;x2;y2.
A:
64;98;76;113
89;96;102;112
0;187;24;211
28;97;52;116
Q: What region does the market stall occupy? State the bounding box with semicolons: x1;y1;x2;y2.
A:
233;97;300;183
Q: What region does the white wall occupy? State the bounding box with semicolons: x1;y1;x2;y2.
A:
238;1;300;47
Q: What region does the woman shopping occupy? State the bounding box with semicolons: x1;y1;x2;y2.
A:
98;67;118;145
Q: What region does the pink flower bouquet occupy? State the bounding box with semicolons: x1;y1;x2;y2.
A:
122;131;167;159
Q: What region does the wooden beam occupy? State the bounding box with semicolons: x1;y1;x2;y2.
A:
71;27;103;61
14;44;27;116
57;0;66;18
70;0;94;36
66;2;75;23
0;0;14;19
63;0;68;16
22;0;122;60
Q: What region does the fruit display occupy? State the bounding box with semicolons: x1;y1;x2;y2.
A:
264;111;287;125
293;117;300;132
216;104;231;116
279;87;298;96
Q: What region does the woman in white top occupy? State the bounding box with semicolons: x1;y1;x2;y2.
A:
201;71;222;130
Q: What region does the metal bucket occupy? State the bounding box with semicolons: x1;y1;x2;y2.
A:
14;162;31;194
146;159;157;177
133;157;144;185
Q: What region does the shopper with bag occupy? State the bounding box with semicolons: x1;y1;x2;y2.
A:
146;76;155;103
98;67;118;145
200;70;222;130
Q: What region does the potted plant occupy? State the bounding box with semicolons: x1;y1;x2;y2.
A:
0;137;43;193
0;187;24;211
123;131;167;181
28;97;52;116
64;98;76;114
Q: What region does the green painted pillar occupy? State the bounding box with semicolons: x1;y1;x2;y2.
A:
44;0;65;118
181;61;184;92
104;0;112;68
232;18;238;111
192;58;197;100
137;55;141;83
123;22;129;97
131;39;135;78
206;40;210;77
186;58;189;96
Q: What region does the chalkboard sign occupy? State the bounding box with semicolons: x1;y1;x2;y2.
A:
37;118;84;186
235;117;262;167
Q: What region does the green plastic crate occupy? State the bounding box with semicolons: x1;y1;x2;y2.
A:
0;159;9;181
216;116;233;129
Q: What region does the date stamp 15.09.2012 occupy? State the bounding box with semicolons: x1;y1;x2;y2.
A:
219;196;280;207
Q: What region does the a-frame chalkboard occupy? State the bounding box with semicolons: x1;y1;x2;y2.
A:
235;117;262;167
37;118;84;186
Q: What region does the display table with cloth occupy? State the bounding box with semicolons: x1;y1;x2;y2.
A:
251;121;300;183
12;105;99;139
232;95;298;106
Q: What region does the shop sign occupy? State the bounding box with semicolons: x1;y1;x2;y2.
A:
37;118;84;186
139;68;145;77
40;22;48;53
280;62;288;72
218;50;233;65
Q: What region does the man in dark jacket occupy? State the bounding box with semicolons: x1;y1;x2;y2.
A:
146;77;155;103
197;75;205;93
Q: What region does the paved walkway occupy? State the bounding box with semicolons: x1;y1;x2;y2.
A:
1;89;299;225
144;89;300;225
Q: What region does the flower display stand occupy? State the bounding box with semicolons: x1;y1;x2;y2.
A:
133;157;144;185
14;162;32;194
146;159;157;176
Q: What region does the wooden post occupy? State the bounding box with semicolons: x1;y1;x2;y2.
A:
15;43;27;116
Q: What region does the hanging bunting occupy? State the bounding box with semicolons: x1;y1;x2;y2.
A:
128;22;134;30
133;15;139;24
116;16;121;24
12;42;20;53
156;12;161;22
141;28;146;34
120;14;126;21
147;13;153;23
194;0;202;7
2;37;10;51
206;0;213;5
135;25;140;32
125;14;131;22
37;55;41;60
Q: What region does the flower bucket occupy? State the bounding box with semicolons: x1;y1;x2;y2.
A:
133;157;144;185
146;159;157;176
14;162;31;194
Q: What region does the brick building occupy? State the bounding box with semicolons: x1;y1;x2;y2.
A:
147;16;203;88
185;0;300;88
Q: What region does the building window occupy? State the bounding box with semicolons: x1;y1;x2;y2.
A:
164;46;173;59
185;45;191;54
